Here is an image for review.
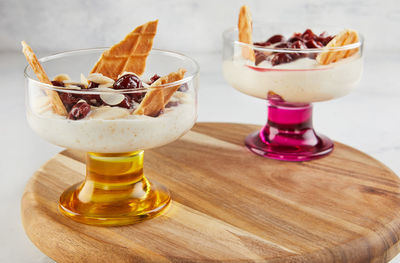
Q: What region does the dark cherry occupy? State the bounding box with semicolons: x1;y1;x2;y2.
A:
178;83;189;92
151;109;163;117
255;50;268;66
113;74;143;90
267;34;285;45
288;32;302;43
319;35;334;46
270;53;293;66
291;40;306;49
253;41;270;47
165;101;179;108
87;81;99;89
149;74;161;85
81;93;102;106
288;36;302;43
275;42;290;49
301;29;316;40
117;96;132;109
292;32;302;38
290;40;307;60
51;80;65;87
58;92;80;112
305;39;323;49
255;29;335;66
125;91;146;104
114;74;145;103
254;34;285;47
68;101;91;120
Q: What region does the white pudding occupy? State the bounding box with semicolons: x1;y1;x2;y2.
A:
223;55;363;103
27;92;196;153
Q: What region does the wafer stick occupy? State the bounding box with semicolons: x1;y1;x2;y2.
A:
238;5;255;61
21;41;67;116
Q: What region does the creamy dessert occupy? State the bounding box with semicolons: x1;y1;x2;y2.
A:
223;55;362;103
27;90;195;153
23;20;196;153
224;6;363;103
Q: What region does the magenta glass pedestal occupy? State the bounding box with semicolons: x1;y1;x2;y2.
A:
245;101;333;161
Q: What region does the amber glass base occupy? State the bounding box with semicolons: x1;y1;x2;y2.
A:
59;151;171;226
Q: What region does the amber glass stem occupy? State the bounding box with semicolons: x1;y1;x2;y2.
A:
82;151;148;203
59;150;172;226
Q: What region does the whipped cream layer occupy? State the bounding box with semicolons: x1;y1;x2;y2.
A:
27;92;196;153
223;56;363;103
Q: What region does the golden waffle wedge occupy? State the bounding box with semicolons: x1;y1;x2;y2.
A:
162;68;186;104
316;29;360;65
21;41;67;116
91;20;158;80
238;5;255;61
133;84;164;117
134;68;186;117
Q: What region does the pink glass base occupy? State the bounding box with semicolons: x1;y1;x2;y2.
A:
245;101;334;161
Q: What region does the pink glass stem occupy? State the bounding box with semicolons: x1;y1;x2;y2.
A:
245;101;333;161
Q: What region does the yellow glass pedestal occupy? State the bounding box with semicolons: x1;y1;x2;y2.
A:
59;151;171;226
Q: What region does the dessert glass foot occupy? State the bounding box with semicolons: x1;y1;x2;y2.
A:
245;102;333;161
59;151;171;226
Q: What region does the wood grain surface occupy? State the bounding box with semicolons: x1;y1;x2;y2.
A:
21;122;400;263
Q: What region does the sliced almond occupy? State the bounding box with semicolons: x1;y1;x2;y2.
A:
63;84;83;90
87;73;115;84
100;92;125;105
89;106;129;120
80;73;89;88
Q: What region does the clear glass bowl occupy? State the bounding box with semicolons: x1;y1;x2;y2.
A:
223;24;363;161
25;48;199;226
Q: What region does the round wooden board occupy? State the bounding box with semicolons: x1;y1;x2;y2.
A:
22;123;400;263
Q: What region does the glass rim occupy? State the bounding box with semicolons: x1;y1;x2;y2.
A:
24;47;200;93
222;26;364;53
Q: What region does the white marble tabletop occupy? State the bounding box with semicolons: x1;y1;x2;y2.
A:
1;49;399;262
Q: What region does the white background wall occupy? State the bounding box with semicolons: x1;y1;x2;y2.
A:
1;0;399;53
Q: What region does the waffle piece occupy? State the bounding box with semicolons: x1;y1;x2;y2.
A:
134;69;186;117
21;41;67;116
162;68;186;104
316;29;360;65
238;5;255;61
91;20;158;80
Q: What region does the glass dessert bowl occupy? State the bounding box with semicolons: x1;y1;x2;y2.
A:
223;21;363;161
25;48;199;226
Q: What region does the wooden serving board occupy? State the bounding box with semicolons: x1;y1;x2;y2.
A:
22;123;400;263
